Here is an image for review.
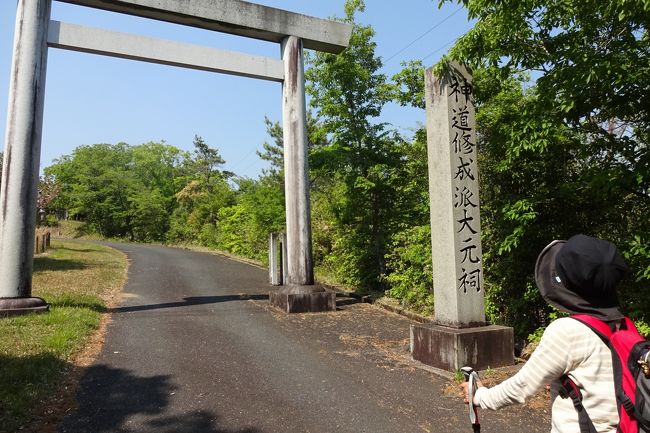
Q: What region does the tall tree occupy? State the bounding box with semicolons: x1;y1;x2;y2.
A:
168;136;235;244
256;113;328;179
191;135;229;186
306;0;411;288
47;143;138;238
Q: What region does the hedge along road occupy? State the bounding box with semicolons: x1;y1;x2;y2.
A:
60;242;550;433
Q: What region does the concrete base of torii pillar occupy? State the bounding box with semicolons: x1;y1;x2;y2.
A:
269;285;336;313
0;297;49;318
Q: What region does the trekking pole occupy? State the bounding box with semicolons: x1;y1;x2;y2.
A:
461;366;481;433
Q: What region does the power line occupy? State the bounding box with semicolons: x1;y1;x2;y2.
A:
228;146;259;172
421;36;459;62
384;7;462;64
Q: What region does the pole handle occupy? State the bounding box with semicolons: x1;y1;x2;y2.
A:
461;366;480;426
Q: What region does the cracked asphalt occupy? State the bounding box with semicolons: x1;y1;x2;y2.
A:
60;242;550;433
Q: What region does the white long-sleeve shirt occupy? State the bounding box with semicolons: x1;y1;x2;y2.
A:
473;317;618;433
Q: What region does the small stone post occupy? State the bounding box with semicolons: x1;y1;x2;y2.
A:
269;36;335;313
410;63;513;370
269;232;281;286
0;0;51;315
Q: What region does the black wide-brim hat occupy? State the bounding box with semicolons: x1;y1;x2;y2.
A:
534;235;629;322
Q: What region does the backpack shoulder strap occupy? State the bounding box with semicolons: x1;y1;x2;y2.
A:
564;315;615;433
560;375;599;433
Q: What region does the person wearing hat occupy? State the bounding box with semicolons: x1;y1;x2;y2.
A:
462;234;630;433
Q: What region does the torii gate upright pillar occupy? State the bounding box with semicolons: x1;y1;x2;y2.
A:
269;35;336;313
0;0;51;316
281;36;313;287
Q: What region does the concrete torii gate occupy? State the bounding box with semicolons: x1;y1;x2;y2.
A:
0;0;352;315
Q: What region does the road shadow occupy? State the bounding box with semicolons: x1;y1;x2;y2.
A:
32;256;87;273
109;294;269;313
61;364;261;433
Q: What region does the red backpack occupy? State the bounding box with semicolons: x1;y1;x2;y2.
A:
560;315;650;433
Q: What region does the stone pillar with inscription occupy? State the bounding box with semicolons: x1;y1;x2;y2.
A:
410;63;513;371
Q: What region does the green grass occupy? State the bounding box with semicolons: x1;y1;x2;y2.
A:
0;240;127;432
54;220;103;240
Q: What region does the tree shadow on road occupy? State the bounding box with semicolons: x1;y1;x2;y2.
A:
61;364;261;433
109;295;269;313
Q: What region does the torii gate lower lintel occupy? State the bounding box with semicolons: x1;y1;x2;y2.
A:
0;0;352;316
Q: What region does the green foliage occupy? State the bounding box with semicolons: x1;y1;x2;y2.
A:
383;225;434;315
46;136;243;246
215;177;285;261
167;135;235;244
526;311;562;344
621;236;650;323
636;319;650;338
257;116;285;178
47;142;188;242
390;60;426;109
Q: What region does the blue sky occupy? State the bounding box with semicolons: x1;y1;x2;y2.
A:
0;1;472;178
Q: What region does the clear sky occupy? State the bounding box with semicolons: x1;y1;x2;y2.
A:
0;1;472;178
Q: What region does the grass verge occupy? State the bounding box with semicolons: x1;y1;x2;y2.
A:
0;240;127;432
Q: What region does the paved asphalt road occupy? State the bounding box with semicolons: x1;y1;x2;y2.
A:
61;242;550;433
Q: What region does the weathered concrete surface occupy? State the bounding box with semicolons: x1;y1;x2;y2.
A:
47;20;284;82
425;63;485;327
56;0;353;54
58;242;550;433
0;0;51;301
269;233;281;285
411;323;514;371
282;36;313;286
269;285;336;313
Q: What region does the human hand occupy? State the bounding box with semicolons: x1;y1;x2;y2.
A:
460;379;483;404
